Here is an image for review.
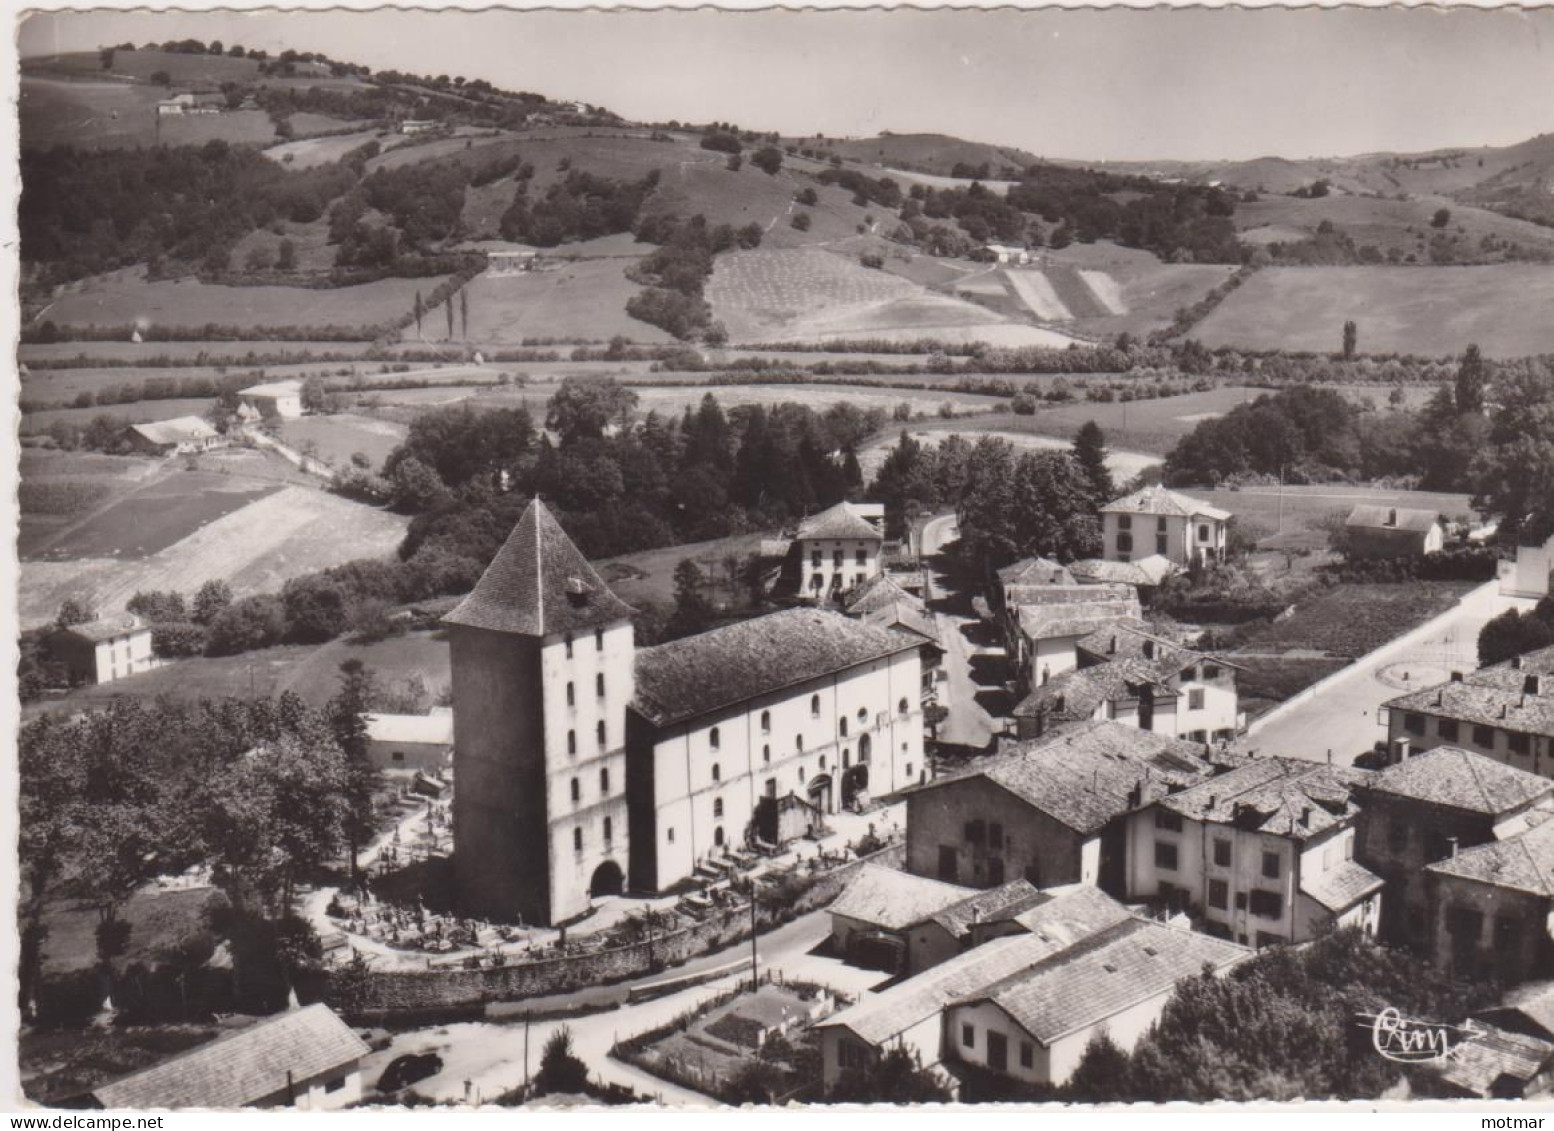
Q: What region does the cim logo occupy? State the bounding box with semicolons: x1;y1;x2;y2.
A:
1359;1007;1485;1064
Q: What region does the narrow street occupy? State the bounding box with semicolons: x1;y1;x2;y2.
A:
920;513;1005;750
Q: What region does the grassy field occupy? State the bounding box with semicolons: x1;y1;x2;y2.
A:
277;414;407;470
45;268;444;333
1233;655;1353;720
1194;265;1554;358
595;532;772;609
262;128;386;169
18;448;410;629
456;260;672;344
22;399;215;432
19;76;278;150
1234;581;1477;659
1198;484;1477;540
18;450;163;558
1017;242;1240;340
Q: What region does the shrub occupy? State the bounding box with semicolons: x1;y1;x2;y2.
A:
205;595;287;655
790;212;811;232
151;621;209;658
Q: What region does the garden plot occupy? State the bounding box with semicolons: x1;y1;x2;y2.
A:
1078;269;1128;315
1004;269;1072;320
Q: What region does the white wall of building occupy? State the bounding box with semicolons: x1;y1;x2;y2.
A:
95;629;155;684
1104;513;1225;567
799;537;881;598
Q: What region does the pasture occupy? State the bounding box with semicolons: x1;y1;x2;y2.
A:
1233;581;1477;659
1193;265;1554;358
262;129;385;169
44;268;443;334
595;531;772;609
18;449;410;629
21;399;215;432
278;413;408;470
1199;484;1477;540
457;260;672;343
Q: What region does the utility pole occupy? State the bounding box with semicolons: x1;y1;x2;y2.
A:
749;884;759;991
1277;463;1286;535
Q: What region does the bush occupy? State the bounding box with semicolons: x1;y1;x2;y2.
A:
151;621;209;658
790;212;811;232
205;595;287;655
534;1026;590;1096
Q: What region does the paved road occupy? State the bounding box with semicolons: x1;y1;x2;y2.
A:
920;513;1001;749
1244;581;1538;765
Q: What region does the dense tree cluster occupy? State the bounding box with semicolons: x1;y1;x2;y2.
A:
1479;598;1554;666
500;169;660;247
815;166;903;210
625;213;760;340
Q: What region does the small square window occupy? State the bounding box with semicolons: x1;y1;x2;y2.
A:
1155;809;1183;832
1213;839;1231;867
1208;878;1229;910
1438;719;1459;742
1472;724;1495;748
1509;732;1531;756
961;1024;975;1049
1154;842;1178;871
325;1077;346;1094
1019;1042;1034;1069
1188;689;1205;711
1262;851;1281;879
1404;713;1426;737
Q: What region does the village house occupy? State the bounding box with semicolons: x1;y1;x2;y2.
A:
982;243;1030;265
816;885;1248;1092
905;720;1235;894
996;556;1076;600
1382;647;1554;779
48;612;155;686
902;879;1045;976
827;864;975;970
1425;815;1554;985
1014;623;1243;742
1502;531;1554;600
1002;584;1142;691
1124;758;1382;948
127;415;224;457
1353;745;1553;950
1100;484;1230;569
364;709;454;773
399;118;439;134
844;575;943;702
90;1004;369;1111
1430;1021;1554;1100
1343;505;1445;559
238;379;305;420
447;499;924;925
487;248;539;275
793;501;885;599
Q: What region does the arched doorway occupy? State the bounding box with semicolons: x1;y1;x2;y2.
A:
589;859;624;898
807;773;833;815
842;764;870;810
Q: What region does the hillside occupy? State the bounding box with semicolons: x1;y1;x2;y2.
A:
801;132;1042;178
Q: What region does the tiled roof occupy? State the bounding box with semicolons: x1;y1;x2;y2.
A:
919;721;1221;835
57;612;147;644
1069;556;1178;587
796;501;883;542
1008;882;1135;941
1428;817;1554;897
997;557;1075;588
1494;980;1554;1040
93;1004;368;1109
1435;1021;1554;1097
632;608;918;728
818;887;1137;1047
862;600;941;647
846;573;925;617
828;864;972;931
130;416;217;445
444;498;636;637
1384;679;1554;740
1467;646;1554;692
1157;758;1371;841
1101;484;1230;521
364;712;454;746
1075;622;1210;674
1017;601;1140;645
1300;859;1385;912
1361;746;1553;817
238;379;303;398
952;918;1248;1045
1345;505;1441;533
1008;583;1139;608
1013;659;1178;722
928;879;1046;939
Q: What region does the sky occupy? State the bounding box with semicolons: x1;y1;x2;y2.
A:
17;6;1554;163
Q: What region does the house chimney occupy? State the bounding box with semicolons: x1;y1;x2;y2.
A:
1450;671;1464;683
1109;634;1118;655
1392;738;1410;764
1300;806;1311;827
1447;836;1459;859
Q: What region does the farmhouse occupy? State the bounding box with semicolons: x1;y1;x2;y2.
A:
794;501;885;599
127;415;224;457
155;92;196;115
1429;1021;1554;1100
905;720;1233;894
1354;745;1553;950
1124;758;1381;948
1382;647;1554;779
448;499;924;925
1425;815;1554;985
487;248;539;275
1344;505;1444;559
364;709;454;773
816;885;1248;1092
983;243;1030;265
91;1004;368;1111
400;119;439;135
48;613;155;686
239;379;305;420
827;864;973;969
1100;485;1230;569
997;557;1075;598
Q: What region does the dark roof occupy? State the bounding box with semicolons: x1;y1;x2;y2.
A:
998;557;1076;587
1435;1021;1554;1097
1069;556;1178;587
829;865;971;931
1013;659;1177;722
1385;679;1554;740
1360;746;1553;817
1300;859;1385;912
952;918;1248;1045
632;608;918;728
1492;981;1554;1040
917;721;1221;835
93;1004;368;1109
845;573;926;616
1101;484;1230;521
1428;817;1554;897
1469;646;1554;692
862;600;941;648
1008;582;1138;608
1157;758;1371;841
795;501;883;541
1075;622;1212;673
1345;505;1441;533
928;879;1045;939
57;612;148;644
444;498;636;637
1017;600;1141;645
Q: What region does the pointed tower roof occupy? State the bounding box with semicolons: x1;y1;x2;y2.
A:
444;498;635;636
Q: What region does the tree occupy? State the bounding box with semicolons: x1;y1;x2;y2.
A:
459;287;469;340
56;597;96;629
205;594;287;655
127;590;187;623
751;146;784;176
390;455;450;512
796;187;818;206
276;238;296;270
1063;1031;1135;1103
726;153;743;172
1478;602;1554;666
1455;344;1488;415
1342;319;1357;360
192;579;233;625
666;559;714;640
534;1026;590;1096
414;289;424;338
546;375;638;444
327;660;383;884
790;212;811;232
828;1045;951;1103
445;296;455;340
1071;420;1115;505
1432;207;1452;229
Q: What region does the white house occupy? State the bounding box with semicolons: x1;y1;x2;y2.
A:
1344;505;1445;559
239;379;305;420
1125;758;1383;948
128;416;224;457
794;501;885;599
984;243;1031;265
1101;485;1230;568
49;613;155;686
365;709;454;773
1503;532;1554;600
